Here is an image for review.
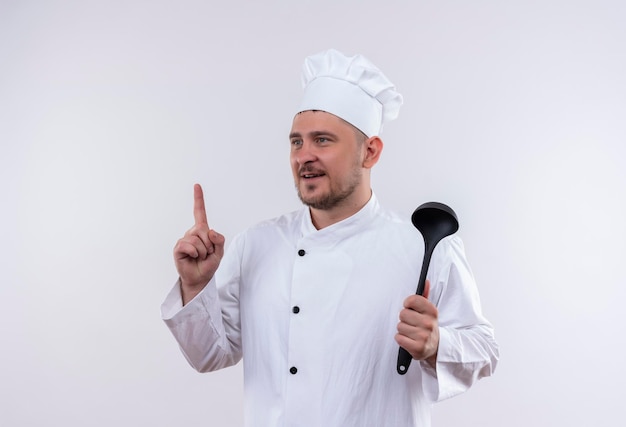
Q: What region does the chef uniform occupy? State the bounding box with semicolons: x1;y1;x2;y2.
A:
162;49;499;427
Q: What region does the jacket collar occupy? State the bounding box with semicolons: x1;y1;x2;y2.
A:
299;192;380;243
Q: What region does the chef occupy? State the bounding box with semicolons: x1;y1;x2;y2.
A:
162;48;499;427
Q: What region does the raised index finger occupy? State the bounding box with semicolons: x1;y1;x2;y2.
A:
193;183;208;225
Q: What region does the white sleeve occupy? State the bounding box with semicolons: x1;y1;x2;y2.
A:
160;235;244;373
420;236;500;401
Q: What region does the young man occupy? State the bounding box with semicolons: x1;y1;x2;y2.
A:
162;49;498;426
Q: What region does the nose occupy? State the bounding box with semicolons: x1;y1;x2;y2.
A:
292;140;317;166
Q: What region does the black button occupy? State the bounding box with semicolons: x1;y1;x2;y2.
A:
290;366;298;375
298;249;306;256
292;306;300;314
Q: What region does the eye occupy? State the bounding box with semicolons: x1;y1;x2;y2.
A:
316;137;328;144
291;139;303;147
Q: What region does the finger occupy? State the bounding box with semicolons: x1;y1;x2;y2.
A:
398;307;425;326
396;321;416;337
399;310;437;332
403;295;424;310
175;234;212;259
395;333;411;349
397;323;428;343
184;224;212;251
174;240;200;259
395;333;420;358
193;183;209;226
403;295;438;318
187;235;209;259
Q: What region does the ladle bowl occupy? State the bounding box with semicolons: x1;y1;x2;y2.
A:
397;202;459;375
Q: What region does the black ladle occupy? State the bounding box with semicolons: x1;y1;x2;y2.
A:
396;202;459;375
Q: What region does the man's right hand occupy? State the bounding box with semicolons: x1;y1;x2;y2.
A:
173;184;225;305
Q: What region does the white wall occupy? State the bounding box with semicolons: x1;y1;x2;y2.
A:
1;1;624;425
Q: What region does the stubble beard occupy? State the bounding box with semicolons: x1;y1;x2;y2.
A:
296;166;363;211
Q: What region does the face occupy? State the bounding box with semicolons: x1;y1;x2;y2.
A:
289;111;368;211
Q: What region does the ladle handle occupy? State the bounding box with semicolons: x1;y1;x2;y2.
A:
396;246;433;375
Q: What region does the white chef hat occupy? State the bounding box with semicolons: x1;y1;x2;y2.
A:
297;48;403;137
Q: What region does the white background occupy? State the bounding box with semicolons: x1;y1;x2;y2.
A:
1;1;625;426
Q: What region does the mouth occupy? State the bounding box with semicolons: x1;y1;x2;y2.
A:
302;173;325;179
299;168;326;180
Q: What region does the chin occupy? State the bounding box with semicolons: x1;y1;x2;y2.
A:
299;192;342;211
299;193;321;207
297;189;324;208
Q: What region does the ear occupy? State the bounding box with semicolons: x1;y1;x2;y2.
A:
362;136;383;169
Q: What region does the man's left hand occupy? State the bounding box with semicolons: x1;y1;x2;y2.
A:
395;279;440;368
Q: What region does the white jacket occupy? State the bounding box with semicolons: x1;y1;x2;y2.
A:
162;194;498;427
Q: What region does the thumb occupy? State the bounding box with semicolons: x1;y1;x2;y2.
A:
209;230;226;257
